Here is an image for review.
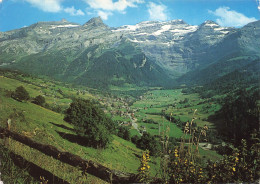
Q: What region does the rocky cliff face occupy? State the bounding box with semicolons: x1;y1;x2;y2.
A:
113;20;198;75
113;20;239;76
0;17;259;87
115;19;259;78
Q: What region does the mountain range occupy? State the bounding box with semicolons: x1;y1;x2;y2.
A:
0;17;259;88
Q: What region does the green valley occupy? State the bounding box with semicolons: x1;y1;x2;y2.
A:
0;70;230;183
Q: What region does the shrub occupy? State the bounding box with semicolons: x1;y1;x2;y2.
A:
136;132;161;156
205;139;260;183
50;105;63;113
12;86;30;102
32;95;45;106
137;150;151;183
131;135;140;144
168;147;205;183
166;111;260;183
117;126;131;141
64;98;116;148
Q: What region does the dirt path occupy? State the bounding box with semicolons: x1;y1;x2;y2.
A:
128;114;142;136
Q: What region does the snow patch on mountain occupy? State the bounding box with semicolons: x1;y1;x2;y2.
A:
204;22;218;27
140;56;147;68
114;20;199;45
114;25;139;32
129;38;145;43
153;25;172;35
170;26;198;36
50;24;80;29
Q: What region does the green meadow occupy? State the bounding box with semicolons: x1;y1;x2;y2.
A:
130;89;222;139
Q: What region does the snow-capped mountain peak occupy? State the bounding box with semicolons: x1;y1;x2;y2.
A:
113;19;198;44
202;20;219;27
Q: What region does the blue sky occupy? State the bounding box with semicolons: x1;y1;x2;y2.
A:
0;0;259;32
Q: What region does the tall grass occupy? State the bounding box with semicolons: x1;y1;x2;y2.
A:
0;144;38;184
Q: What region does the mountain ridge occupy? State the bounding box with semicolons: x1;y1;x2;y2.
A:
0;17;259;88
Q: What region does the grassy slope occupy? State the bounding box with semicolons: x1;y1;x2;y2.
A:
0;75;94;109
0;76;160;183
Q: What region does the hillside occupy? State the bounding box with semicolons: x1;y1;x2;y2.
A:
0;74;154;183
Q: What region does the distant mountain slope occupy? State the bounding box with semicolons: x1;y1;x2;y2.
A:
177;53;259;85
204;60;260;93
69;42;172;88
0;17;259;88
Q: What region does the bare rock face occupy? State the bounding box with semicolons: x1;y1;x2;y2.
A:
83;16;108;28
113;20;240;75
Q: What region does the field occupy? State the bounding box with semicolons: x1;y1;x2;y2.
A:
130;89;222;138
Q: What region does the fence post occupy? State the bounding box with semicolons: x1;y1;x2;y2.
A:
4;119;11;146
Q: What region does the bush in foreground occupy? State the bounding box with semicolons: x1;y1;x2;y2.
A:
64;98;116;148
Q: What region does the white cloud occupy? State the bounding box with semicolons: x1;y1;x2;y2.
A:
147;2;168;21
84;0;143;19
84;0;144;12
257;0;260;11
114;0;144;11
24;0;63;12
64;6;85;16
209;7;257;27
85;0;113;10
24;0;85;16
97;10;112;20
0;0;2;3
